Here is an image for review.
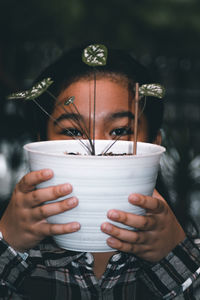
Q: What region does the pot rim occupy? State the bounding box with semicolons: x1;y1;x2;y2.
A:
24;140;166;159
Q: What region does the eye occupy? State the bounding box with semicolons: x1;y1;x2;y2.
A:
60;128;83;137
110;127;133;137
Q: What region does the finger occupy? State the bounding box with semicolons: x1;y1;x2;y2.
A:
18;169;53;193
39;221;81;237
107;210;156;230
153;189;165;200
128;194;166;214
101;222;147;244
28;183;73;207
106;236;150;255
32;197;78;220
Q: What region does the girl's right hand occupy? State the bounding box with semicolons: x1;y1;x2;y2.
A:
0;169;80;252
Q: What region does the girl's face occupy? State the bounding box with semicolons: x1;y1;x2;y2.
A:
47;78;149;142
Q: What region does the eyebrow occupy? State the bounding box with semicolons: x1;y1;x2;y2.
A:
54;113;84;125
54;111;136;125
109;111;135;121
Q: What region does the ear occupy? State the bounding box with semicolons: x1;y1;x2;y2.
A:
153;130;162;145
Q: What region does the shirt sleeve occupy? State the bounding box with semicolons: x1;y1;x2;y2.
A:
137;237;200;299
0;238;32;299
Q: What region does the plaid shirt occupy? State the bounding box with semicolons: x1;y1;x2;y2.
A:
1;237;200;300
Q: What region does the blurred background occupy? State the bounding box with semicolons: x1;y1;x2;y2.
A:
0;0;199;230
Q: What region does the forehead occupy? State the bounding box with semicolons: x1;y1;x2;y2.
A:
47;76;149;142
56;77;133;112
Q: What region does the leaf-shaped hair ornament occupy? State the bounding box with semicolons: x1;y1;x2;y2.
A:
82;44;108;67
64;96;75;105
7;78;53;101
139;83;165;99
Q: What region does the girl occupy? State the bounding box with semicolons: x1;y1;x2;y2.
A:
0;45;200;299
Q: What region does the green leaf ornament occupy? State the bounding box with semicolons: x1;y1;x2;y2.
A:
82;44;108;67
139;83;165;99
7;78;53;101
64;96;75;105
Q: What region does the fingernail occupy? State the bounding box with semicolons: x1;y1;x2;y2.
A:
108;210;119;219
129;194;140;203
71;223;80;231
102;223;112;233
60;184;70;193
107;237;116;246
43;169;53;177
68;197;77;206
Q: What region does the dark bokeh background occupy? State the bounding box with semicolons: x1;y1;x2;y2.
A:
0;0;200;229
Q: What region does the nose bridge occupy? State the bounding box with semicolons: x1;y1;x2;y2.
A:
94;128;107;140
89;114;107;140
88;124;106;140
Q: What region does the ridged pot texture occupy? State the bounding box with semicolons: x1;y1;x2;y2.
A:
24;140;165;252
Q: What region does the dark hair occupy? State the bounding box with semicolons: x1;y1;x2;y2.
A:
29;45;164;141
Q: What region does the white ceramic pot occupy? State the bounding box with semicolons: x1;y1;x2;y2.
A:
24;140;165;252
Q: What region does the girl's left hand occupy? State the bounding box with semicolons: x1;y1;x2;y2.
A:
101;190;186;262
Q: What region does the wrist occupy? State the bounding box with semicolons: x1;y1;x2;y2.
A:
0;231;28;261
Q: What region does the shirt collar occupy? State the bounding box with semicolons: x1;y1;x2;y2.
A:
33;238;137;268
30;238;83;268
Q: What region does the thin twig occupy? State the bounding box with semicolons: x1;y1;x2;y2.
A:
133;83;139;155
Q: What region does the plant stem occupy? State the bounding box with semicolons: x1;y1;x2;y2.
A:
133;83;139;155
103;91;145;155
46;90;57;101
92;71;96;155
70;102;94;151
32;99;91;153
46;90;93;154
138;96;146;119
102;134;124;155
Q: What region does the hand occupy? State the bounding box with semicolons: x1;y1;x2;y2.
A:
101;190;186;262
0;169;80;252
